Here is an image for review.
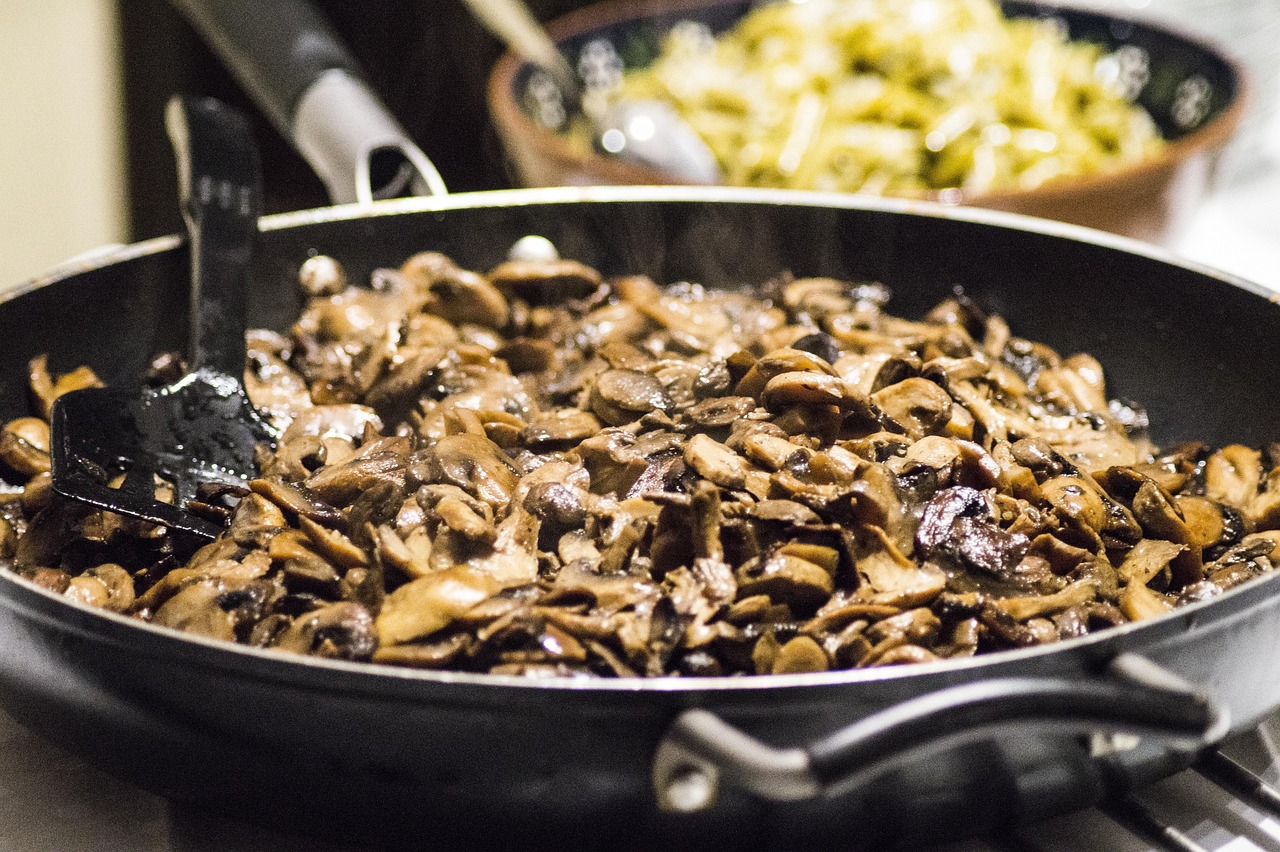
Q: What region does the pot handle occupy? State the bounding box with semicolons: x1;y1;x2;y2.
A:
652;653;1230;812
168;0;447;204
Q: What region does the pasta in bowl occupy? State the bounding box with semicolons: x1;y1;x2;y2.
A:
488;0;1245;242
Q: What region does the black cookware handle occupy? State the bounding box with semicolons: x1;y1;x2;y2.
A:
651;653;1230;812
165;95;259;381
168;0;446;203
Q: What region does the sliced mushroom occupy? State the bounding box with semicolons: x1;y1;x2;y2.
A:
376;566;504;646
402;251;509;329
589;369;671;426
412;434;520;510
0;417;50;477
1204;445;1262;510
684;434;751;490
487;258;602;303
870;378;952;439
273;602;376;660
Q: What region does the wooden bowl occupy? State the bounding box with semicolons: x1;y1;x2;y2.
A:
488;0;1247;245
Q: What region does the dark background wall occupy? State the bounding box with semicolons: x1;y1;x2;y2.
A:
118;0;594;240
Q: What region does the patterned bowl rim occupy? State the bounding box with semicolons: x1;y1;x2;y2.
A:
487;0;1251;207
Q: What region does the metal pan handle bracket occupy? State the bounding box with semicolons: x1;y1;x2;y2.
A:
651;653;1230;813
292;71;447;205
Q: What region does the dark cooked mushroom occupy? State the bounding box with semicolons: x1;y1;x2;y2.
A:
589;369;672;426
273;602;376;660
0;417;51;478
487;258;602;304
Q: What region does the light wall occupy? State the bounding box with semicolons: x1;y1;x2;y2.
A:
0;0;127;289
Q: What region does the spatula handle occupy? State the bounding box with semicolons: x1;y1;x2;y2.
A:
165;96;260;381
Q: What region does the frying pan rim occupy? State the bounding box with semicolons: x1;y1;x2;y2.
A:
2;185;1276;697
11;184;1274;302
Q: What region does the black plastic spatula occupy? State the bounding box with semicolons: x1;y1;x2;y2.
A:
49;96;277;540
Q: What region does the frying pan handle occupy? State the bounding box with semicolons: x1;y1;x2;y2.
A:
168;0;446;203
651;653;1230;812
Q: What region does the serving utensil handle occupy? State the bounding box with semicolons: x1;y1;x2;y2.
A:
168;0;446;204
165;95;260;381
651;653;1229;812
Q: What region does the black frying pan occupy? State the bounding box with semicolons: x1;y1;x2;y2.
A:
1;2;1279;850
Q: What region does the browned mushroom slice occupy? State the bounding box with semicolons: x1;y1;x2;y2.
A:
437;495;499;544
761;371;860;412
994;579;1097;622
804;598;901;636
151;582;237;642
855;525;946;607
400;251;509;329
901;435;961;481
488;258;602;304
842;461;906;544
588;369;672;427
1204;445;1262;510
268;530;342;594
412;433;520;511
244;342;314;425
28;355;103;421
1116;539;1184;588
373;632;472;669
1129;480;1203;587
684;433;752;490
1248;467;1280;529
272;602;376;660
376;566;505;646
64;575;112;609
281;404;382;445
870;377;953;440
249;477;344;527
577;302;652;350
740;433;810;472
770;635;830;674
636;287;737;349
461;505;541;587
577;429;650;496
684;395;754;430
736;547;834;614
79;563;136;612
1033;354;1109;414
0;417;50;478
1023;533;1092;577
298;515;369;570
297;285;415;345
1039;475;1107;537
494;337;557;375
1181;491;1245;551
1033;409;1142;471
916;483;993;550
1119;580;1175;621
1203;534;1279;591
865;607;943;648
736;348;838;400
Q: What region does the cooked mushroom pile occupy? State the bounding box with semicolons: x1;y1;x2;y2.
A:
4;241;1280;677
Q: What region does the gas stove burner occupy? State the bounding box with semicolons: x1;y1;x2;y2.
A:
992;717;1280;852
